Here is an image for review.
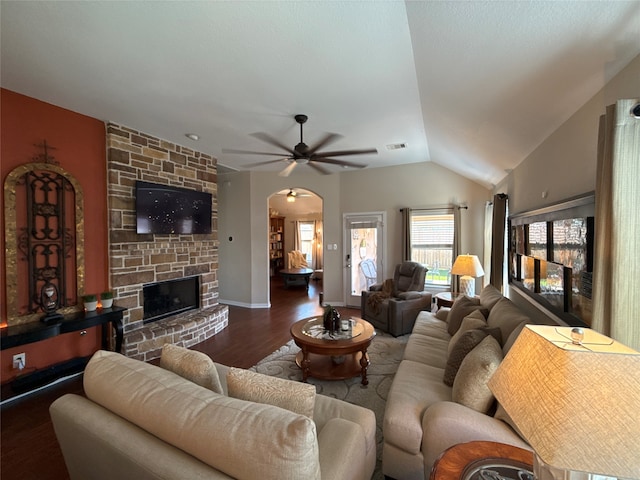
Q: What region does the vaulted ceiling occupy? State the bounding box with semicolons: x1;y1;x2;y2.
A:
2;1;639;188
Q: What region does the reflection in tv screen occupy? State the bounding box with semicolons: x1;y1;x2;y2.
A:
136;181;212;234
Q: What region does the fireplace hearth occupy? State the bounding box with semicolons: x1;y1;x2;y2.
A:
143;276;200;324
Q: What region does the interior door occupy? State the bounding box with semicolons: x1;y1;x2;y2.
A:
344;213;385;307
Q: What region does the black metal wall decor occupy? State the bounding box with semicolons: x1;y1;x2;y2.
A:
4;141;86;326
19;169;75;315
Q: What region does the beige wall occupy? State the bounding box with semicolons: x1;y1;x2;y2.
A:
220;55;639;310
219;162;491;307
495;54;640;324
496;54;640;214
340;162;491;282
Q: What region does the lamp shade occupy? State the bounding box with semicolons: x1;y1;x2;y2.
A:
488;325;640;479
451;254;484;278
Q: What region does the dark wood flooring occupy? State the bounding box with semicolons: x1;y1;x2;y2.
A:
0;278;360;480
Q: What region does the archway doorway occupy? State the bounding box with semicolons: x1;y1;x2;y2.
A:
268;188;323;305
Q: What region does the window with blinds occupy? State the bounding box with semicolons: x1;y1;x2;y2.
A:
410;210;454;286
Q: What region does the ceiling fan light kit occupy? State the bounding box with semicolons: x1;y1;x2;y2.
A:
224;114;378;177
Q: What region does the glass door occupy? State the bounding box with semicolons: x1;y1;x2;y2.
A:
344;213;385;308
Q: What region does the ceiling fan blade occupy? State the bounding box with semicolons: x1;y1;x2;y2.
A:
313;147;378;158
308;162;332;175
312;157;367;169
244;158;289;168
307;133;342;155
250;132;296;155
278;162;297;177
222;148;287;157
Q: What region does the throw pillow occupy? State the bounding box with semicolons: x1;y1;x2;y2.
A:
159;343;223;394
443;328;489;386
479;284;504;311
227;367;316;418
447;310;487;357
446;295;488;335
452;335;503;414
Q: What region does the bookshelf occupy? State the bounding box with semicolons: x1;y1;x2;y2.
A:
269;216;285;276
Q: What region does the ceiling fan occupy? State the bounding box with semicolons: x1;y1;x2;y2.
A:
275;188;313;202
223;114;377;177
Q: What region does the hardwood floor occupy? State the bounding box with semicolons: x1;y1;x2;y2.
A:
0;278;361;480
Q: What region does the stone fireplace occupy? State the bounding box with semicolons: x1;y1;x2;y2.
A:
106;123;228;361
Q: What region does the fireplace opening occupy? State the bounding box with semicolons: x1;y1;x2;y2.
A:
143;276;200;324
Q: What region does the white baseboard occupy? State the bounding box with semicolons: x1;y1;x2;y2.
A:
219;299;270;309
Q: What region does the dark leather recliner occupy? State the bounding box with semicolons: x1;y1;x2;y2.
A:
360;261;432;337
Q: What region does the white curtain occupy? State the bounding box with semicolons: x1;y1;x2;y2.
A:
293;221;302;251
483;201;494;287
313;220;323;270
451;206;462;293
592;99;640;350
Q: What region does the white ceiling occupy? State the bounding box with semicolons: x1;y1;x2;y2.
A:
2;1;639;188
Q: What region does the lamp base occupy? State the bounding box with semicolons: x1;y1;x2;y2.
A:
459;276;475;296
533;454;616;480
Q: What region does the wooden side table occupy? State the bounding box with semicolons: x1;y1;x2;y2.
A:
435;291;462;308
430;441;534;480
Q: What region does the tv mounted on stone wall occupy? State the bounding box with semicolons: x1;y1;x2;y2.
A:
136;181;212;234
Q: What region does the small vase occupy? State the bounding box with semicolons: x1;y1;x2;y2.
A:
101;298;113;308
84;301;98;312
323;306;341;333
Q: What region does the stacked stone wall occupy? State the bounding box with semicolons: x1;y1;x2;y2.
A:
106;123;227;361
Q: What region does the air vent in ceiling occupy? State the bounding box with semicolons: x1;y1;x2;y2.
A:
386;143;407;150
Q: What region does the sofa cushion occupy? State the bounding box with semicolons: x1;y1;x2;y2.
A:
227;367;316;418
412;311;451;341
447;310;487;357
486;298;531;347
452;335;503;414
159;343;223;394
446;296;488;335
384;360;452;455
404;333;450;368
443;328;489;386
479;284;504;310
494;402;526;439
84;350;321;480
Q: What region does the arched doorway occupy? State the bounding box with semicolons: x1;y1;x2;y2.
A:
268;188;323;304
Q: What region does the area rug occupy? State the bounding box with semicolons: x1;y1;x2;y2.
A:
251;330;409;480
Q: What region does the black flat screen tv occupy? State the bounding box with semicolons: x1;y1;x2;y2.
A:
136;181;212;234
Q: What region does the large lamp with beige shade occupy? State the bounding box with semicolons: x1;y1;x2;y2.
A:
488;325;640;480
451;254;484;296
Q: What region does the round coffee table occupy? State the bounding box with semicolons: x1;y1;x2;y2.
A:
290;316;375;385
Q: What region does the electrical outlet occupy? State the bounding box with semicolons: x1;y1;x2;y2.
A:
13;353;26;370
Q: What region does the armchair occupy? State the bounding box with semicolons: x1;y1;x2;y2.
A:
360;261;432;336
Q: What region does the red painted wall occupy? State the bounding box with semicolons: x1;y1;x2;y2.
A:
1;88;109;383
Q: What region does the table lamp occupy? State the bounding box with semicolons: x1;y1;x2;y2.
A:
488;325;640;480
451;254;484;296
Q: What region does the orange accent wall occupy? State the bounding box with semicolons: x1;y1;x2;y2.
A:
1;88;109;383
0;328;102;383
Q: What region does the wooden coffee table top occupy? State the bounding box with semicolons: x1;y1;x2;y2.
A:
290;316;376;384
290;316;375;356
280;268;314;276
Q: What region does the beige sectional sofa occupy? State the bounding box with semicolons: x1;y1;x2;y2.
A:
50;348;377;480
382;285;536;480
